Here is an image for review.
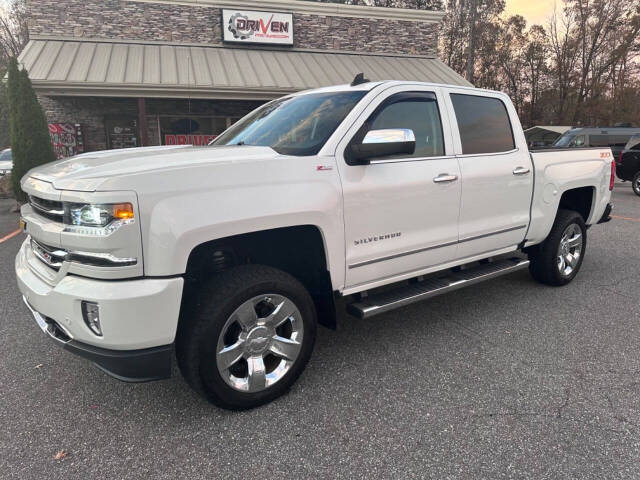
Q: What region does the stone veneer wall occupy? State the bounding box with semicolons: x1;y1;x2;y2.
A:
27;0;439;56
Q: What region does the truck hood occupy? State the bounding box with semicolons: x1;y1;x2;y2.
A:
27;145;279;191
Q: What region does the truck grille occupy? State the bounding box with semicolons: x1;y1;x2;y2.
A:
29;195;64;222
30;238;67;271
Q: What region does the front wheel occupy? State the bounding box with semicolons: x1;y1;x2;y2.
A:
528;209;587;286
632;171;640;197
176;265;317;410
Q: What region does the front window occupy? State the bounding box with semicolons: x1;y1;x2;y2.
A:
360;92;445;159
213;91;367;156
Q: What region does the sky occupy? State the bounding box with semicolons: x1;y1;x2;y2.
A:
504;0;557;26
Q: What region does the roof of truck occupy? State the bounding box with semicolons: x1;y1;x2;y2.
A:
293;79;487;97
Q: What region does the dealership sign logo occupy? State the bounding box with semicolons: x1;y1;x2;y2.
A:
223;9;293;45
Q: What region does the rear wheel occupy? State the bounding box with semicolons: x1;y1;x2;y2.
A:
632;171;640;196
176;265;317;410
528;209;587;286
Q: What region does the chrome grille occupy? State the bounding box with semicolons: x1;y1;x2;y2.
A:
29;237;137;269
30;238;67;271
29;195;64;222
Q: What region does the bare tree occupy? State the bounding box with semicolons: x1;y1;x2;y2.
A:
569;0;640;123
522;25;548;126
547;4;580;123
0;0;28;62
440;0;505;83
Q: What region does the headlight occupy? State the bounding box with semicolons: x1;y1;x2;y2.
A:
64;203;135;235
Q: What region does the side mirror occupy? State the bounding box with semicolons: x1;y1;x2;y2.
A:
350;129;416;163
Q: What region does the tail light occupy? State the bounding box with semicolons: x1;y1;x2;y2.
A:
610;158;616;191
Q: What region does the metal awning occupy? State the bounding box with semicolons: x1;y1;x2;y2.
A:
19;38;472;100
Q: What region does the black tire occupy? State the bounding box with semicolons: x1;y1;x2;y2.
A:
632;171;640;197
176;264;317;410
528;209;587;286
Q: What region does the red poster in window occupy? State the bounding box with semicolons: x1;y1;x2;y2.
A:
49;123;85;159
164;134;217;146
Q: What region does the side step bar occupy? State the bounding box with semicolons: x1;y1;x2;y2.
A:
347;257;530;319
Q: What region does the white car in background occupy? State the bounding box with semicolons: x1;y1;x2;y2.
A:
0;148;12;176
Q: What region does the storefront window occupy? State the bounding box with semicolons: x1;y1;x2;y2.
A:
160;116;229;146
105;116;139;149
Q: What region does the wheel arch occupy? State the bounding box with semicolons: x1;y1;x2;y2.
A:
558;186;596;223
180;225;337;330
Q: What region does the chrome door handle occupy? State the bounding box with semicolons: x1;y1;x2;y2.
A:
513;167;531;175
433;174;458;184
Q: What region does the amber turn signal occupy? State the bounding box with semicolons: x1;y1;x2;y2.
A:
113;203;135;220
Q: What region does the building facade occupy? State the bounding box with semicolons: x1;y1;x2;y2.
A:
21;0;470;156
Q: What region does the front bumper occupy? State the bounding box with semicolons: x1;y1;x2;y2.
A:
16;238;184;381
23;297;172;381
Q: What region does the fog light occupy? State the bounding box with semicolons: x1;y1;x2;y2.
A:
81;301;102;336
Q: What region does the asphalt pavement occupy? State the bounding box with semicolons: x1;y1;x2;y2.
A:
0;186;639;479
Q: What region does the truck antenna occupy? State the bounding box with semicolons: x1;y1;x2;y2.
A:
351;73;370;86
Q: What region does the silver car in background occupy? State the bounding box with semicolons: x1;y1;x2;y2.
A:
0;148;12;176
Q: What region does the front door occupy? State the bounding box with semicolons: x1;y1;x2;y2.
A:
335;86;461;291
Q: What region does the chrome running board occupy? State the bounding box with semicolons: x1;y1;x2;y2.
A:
347;257;530;319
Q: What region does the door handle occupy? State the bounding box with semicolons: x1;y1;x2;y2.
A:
433;174;458;184
513;167;531;175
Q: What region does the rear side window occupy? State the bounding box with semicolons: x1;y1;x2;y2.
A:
610;135;632;147
589;135;609;147
592;134;634;148
450;94;515;155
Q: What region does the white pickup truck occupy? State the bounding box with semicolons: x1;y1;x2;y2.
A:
16;78;614;410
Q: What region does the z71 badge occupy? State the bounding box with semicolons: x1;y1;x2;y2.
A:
354;232;402;246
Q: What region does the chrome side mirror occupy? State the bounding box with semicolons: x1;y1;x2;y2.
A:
362;128;416;145
350;129;416;163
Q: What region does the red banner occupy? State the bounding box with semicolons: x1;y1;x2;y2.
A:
165;134;217;146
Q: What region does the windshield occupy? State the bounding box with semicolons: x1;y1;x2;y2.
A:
553;133;584;148
553;134;575;147
625;135;640;151
212;91;367;156
0;149;12;162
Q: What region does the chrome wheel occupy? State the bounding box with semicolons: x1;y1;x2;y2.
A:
216;294;303;393
557;223;583;277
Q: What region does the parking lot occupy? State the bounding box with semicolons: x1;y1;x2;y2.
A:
0;185;638;480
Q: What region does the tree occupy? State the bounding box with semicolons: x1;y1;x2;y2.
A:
0;0;28;61
440;0;640;128
0;84;9;149
522;25;548;126
7;58;55;203
441;0;506;83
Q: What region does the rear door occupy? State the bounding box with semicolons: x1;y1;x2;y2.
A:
444;89;534;259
